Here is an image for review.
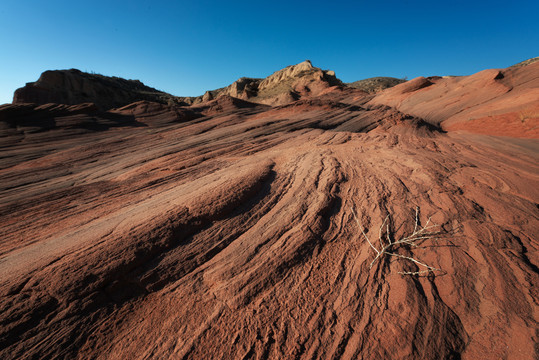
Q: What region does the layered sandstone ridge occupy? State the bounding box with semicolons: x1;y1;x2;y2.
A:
369;60;539;138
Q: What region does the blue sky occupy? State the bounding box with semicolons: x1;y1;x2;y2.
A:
1;0;537;104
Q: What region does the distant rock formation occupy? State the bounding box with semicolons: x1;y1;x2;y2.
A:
347;77;407;93
180;60;344;106
13;69;181;110
510;56;539;68
13;61;345;110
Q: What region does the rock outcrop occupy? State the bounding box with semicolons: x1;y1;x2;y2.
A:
13;62;344;110
12;61;347;111
182;60;343;106
13;69;182;110
511;56;539;68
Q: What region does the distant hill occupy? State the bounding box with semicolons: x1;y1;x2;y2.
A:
179;60;344;106
13;61;345;109
13;69;182;110
347;77;407;93
510;56;539;68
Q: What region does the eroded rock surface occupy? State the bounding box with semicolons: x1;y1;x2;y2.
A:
369;61;539;138
1;61;538;360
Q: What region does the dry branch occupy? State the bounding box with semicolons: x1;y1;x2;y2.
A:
351;207;446;275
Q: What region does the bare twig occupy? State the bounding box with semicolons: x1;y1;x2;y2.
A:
351;206;446;275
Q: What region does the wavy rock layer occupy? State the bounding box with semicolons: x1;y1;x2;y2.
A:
1;82;537;359
368;61;539;138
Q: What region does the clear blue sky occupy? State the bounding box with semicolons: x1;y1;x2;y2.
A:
1;0;537;104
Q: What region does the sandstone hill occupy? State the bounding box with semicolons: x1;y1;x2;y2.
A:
13;69;182;110
180;60;343;106
511;56;539;68
368;60;539;138
0;59;538;359
13;61;343;110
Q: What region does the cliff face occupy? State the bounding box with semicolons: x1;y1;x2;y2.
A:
13;69;180;110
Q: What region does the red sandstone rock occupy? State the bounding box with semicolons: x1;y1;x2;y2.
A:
0;61;538;360
368;62;539;138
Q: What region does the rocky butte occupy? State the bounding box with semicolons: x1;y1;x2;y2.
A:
0;58;538;359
